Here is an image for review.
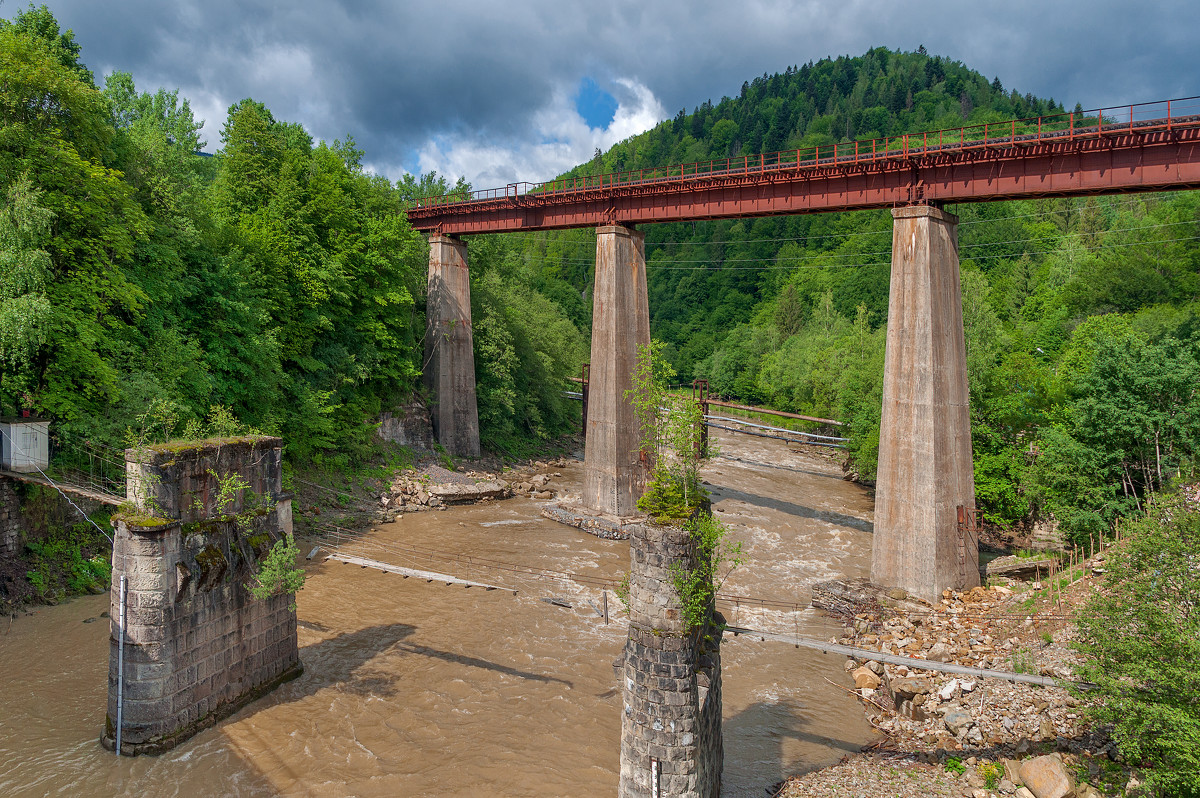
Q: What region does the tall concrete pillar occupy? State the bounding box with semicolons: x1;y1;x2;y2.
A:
872;205;978;602
424;234;480;458
583;225;650;517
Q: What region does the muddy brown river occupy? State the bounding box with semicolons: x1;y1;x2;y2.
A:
0;431;876;797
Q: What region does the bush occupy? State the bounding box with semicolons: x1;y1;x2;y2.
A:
669;512;743;632
246;533;305;611
24;525;111;600
1073;491;1200;797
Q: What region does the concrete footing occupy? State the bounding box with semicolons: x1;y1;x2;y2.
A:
582;225;650;518
540;501;642;540
872;205;978;603
620;520;722;797
425;234;480;458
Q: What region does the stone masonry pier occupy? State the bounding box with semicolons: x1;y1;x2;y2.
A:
873;205;978;602
103;436;300;755
620;519;722;797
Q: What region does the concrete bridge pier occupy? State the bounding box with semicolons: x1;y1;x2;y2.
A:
872;204;978;602
424;234;480;458
582;225;650;517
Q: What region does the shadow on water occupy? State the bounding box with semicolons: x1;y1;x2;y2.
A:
274;622;572;703
723;699;868;792
709;484;875;534
391;641;573;688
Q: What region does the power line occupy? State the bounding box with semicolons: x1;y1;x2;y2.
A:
641;233;1200;270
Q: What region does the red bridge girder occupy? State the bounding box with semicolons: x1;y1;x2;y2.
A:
406;100;1200;235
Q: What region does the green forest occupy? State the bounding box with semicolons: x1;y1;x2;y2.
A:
3;8;1199;545
0;6;586;464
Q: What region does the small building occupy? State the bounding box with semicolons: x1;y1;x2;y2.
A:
0;418;50;473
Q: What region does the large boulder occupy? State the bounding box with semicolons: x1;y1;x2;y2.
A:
944;710;973;737
851;666;881;690
889;677;933;701
983;554;1059;581
1018;754;1074;798
926;641;954;662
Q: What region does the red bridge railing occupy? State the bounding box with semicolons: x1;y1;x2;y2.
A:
410;96;1200;211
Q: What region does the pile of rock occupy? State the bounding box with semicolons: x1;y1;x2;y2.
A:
838;586;1090;754
382;472;511;511
780;747;1122;798
376;458;570;513
502;458;569;500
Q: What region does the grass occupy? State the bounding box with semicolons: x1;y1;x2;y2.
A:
24;519;112;602
1010;648;1037;675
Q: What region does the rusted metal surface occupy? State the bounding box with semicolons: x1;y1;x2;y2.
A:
692;379;709;458
407;98;1200;235
957;505;981;590
580;363;590;443
704;399;843;427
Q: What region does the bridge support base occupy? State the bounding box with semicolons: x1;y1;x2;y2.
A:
104;438;299;755
425;234;480;458
873;205;978;603
620;520;723;797
582;225;650;517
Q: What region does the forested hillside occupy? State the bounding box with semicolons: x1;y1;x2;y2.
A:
2;5;1197;542
0;6;585;463
505;48;1200;541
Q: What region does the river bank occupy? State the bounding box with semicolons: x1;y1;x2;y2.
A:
778;554;1140;798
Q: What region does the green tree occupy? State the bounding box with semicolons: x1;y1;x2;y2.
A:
0;175;53;409
0;3;93;84
1074;493;1200;797
0;26;149;429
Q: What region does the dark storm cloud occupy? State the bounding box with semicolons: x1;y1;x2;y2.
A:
29;0;1200;186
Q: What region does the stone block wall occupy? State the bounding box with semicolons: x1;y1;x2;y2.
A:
104;436;301;755
620;520;723;798
0;477;21;558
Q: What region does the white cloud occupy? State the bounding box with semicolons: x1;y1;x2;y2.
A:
404;77;666;191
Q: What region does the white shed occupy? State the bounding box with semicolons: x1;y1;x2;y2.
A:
0;418;50;473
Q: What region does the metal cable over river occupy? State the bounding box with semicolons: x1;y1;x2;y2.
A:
0;430;879;797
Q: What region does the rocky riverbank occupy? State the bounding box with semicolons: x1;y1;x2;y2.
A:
379;457;571;513
778;554;1142;798
292;453;574;533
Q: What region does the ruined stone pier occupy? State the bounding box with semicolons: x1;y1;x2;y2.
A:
103;436;300;755
873;205;977;602
424;234;480;458
620;519;723;797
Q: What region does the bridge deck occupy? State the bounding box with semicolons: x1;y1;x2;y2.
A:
408;99;1200;234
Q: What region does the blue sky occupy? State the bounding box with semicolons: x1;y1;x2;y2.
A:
23;0;1200;191
575;78;620;130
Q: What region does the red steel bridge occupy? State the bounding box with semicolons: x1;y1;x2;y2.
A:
407;97;1200;235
